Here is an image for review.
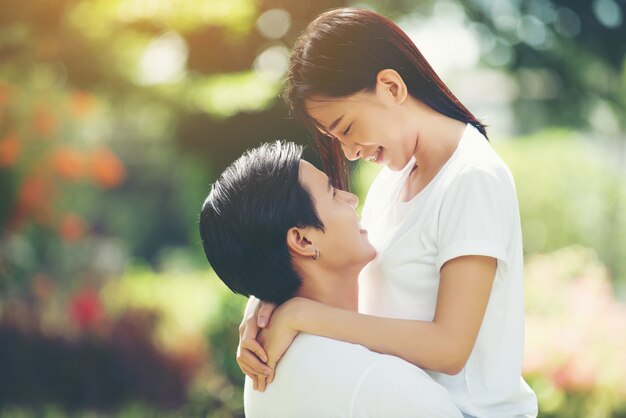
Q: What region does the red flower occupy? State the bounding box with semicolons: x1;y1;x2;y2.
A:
69;288;104;329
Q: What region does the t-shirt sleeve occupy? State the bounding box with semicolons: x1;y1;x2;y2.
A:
350;357;462;417
435;166;514;273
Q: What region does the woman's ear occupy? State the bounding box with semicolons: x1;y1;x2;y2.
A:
286;227;317;258
376;68;408;105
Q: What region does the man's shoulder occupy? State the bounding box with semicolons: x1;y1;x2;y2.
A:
245;334;462;418
244;334;386;418
283;333;379;367
273;333;435;392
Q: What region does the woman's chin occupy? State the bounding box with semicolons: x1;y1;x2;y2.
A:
385;157;410;171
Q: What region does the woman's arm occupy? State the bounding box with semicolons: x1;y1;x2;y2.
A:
236;296;276;390
275;254;496;375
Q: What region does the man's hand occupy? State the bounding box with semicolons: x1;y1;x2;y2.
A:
236;297;277;391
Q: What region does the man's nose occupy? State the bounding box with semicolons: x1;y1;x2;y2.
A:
345;191;359;208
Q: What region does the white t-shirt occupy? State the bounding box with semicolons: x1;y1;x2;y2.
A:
244;333;462;418
359;124;538;418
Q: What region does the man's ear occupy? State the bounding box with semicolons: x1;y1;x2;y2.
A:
286;227;317;258
376;68;408;105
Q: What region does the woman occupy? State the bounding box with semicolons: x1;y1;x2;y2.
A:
238;8;538;418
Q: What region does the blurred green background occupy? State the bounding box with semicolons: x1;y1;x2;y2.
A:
0;0;625;417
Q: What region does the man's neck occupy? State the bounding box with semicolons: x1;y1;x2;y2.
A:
294;264;359;311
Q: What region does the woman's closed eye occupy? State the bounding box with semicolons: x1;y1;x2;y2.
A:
343;123;353;136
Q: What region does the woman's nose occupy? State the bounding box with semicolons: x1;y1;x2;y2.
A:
341;142;361;161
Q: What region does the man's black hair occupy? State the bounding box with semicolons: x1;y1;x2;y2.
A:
199;141;324;305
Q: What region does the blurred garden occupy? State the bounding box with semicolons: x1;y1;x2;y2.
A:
0;0;625;417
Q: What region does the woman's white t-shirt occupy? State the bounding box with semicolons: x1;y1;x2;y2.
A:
359;124;538;418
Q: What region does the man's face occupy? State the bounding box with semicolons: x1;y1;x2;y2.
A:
298;160;377;270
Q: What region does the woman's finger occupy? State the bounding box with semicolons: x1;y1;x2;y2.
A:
238;347;272;375
241;366;261;380
257;375;267;392
267;369;275;385
238;355;271;378
237;357;259;377
239;297;262;338
241;338;268;363
257;302;277;328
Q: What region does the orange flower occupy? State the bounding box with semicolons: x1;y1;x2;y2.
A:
70;91;97;119
9;176;55;230
58;213;86;242
90;148;126;188
51;147;84;180
0;131;20;167
0;82;13;106
33;105;57;137
18;176;55;213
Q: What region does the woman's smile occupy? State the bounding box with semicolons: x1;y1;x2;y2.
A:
365;146;383;163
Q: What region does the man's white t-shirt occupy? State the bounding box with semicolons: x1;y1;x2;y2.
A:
359;124;538;418
244;333;462;418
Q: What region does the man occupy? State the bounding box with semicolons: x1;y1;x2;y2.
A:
199;141;461;417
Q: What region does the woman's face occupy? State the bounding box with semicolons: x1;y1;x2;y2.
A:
305;78;419;171
299;160;376;269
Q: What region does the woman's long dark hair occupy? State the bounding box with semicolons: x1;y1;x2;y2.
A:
284;8;487;189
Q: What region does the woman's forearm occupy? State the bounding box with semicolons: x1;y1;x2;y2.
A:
287;256;496;374
291;299;465;374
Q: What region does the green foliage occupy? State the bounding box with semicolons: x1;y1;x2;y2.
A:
183;72;280;119
494;130;626;284
100;267;246;417
3;246;626;417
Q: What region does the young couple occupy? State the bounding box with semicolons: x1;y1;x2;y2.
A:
200;8;538;418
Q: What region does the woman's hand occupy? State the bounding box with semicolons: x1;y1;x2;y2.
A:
236;296;277;391
257;298;304;390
